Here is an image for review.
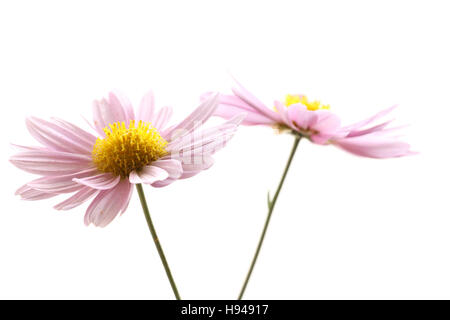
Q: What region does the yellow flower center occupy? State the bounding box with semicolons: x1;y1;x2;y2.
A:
285;94;330;111
92;120;168;177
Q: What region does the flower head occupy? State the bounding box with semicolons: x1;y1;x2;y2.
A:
11;91;243;227
203;80;414;158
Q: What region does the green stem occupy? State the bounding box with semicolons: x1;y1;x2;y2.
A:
135;184;181;300
238;136;301;300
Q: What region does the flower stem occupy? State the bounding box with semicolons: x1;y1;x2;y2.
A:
238;136;301;300
135;183;181;300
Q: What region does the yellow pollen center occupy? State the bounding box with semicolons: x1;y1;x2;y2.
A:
285;94;330;111
92;120;168;177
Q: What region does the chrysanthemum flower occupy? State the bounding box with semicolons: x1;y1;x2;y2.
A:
203;81;414;158
11;91;243;227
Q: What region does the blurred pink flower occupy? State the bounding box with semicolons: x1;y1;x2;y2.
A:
203;81;414;158
11;91;243;227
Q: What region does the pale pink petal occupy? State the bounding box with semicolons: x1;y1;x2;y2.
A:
167;114;244;162
10;144;45;152
152;106;173;131
165;94;219;141
309;110;342;144
150;159;183;180
162;125;218;182
51;117;97;148
119;183;134;215
84;179;132;227
341;105;398;133
54;187;99;210
26;117;95;154
153;155;215;186
73;173;121;190
345;120;393;138
109;90;135;123
15;184;58;201
27;168;98;193
10;150;92;175
312;110;341;134
231;79;280;121
334;134;413;158
274;100;295;129
151;178;178;188
286;104;319;130
137;90;155;123
129;166;169;184
92;92;132;136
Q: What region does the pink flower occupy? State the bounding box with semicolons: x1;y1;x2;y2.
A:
203;81;414;158
11;91;243;227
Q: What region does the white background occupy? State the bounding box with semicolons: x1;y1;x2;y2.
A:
0;0;449;299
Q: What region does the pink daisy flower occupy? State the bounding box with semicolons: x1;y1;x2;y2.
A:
11;91;243;227
203;80;414;158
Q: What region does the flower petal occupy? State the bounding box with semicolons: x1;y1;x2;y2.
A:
84;179;132;227
15;184;58;201
26;117;95;154
165;94;219;141
92;91;134;136
334;134;413;158
137;90;155;123
152;106;173;131
203;92;277;126
341;105;398;133
10;150;92;175
73;173;121;190
128;166;169;184
231;79;280;121
108;90;135;123
151;159;183;180
27;168;98;193
287;104;318;130
54;187;99;210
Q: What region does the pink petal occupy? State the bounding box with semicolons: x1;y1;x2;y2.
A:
137;90;155;123
73;173;121;190
109;90;135;123
287;104;319;131
341;105;398;133
51;117;97;147
27;168;98;193
203;91;280;126
128;166;169;184
15;184;58;201
26;117;95;154
309;110;342;144
152;106;173;131
92;91;134;136
231;79;280;121
345;120;393;138
164;94;219;141
84;179;132;227
10;150;92;175
274;100;295;129
167;114;243;161
334;134;413;158
312;110;341;134
151;159;183;180
54;187;99;210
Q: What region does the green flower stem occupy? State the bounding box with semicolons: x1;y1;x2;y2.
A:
238;136;301;300
135;183;181;300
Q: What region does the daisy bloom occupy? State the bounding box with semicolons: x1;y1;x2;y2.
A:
11;90;243;299
12;91;242;226
203;80;415;299
204;81;414;158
